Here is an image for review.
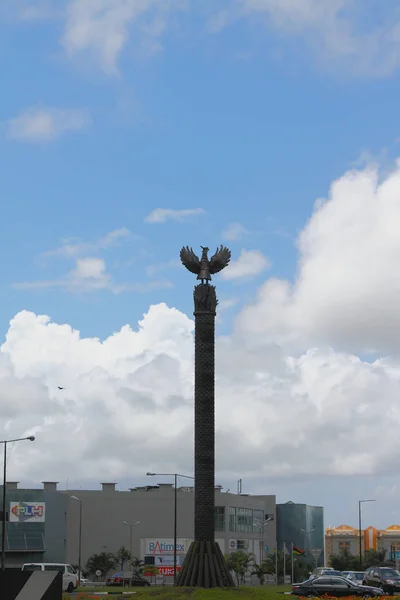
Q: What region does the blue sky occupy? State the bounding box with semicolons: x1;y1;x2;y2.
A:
2;1;400;528
2;0;399;338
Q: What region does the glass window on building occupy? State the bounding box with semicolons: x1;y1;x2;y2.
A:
214;506;225;531
237;508;253;532
229;506;236;532
253;509;264;532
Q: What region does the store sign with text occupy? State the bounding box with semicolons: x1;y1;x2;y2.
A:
145;539;190;555
9;502;45;523
144;566;182;576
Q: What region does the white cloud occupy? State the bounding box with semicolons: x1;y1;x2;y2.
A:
13;257;173;294
221;222;248;241
2;303;400;486
62;0;186;75
145;208;205;223
225;0;400;77
221;249;270;280
42;227;131;260
6;106;89;142
236;159;400;356
7;156;400;503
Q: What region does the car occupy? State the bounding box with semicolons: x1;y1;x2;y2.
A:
344;571;365;585
79;578;89;586
310;568;342;579
22;563;78;593
292;575;383;597
105;571;150;587
363;567;400;594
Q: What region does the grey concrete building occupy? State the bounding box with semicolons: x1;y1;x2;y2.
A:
1;481;276;578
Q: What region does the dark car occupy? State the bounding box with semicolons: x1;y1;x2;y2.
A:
292;575;383;597
105;572;150;587
363;567;400;594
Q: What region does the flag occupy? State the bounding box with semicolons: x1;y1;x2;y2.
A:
283;543;290;555
293;546;305;556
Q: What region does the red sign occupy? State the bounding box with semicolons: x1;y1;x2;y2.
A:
144;566;181;577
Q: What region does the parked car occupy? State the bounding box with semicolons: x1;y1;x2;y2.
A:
311;568;342;579
22;563;78;593
105;571;150;587
344;571;365;585
79;578;89;586
292;575;383;597
363;567;400;594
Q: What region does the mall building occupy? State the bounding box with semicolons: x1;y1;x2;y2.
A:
326;524;400;561
0;481;277;577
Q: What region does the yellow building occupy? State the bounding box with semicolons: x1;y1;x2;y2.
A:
325;525;400;562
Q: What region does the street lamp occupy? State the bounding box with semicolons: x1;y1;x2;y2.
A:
359;499;376;568
122;520;140;563
300;526;315;560
146;472;194;584
0;435;35;571
253;515;274;564
71;496;83;585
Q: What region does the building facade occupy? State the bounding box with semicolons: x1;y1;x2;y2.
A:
1;481;276;577
277;501;325;566
326;524;400;562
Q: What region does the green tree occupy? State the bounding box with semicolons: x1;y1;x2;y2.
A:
363;549;387;568
145;565;159;584
330;549;360;571
131;556;145;575
225;551;255;585
250;561;270;585
115;546;131;571
86;552;117;577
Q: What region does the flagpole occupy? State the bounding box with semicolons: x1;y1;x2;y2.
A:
275;546;278;585
291;542;294;584
283;544;286;582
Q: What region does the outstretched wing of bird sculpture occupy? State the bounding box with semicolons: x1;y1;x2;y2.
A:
180;246;201;274
209;245;231;274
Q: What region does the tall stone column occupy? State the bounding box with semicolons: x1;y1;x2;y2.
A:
176;247;235;588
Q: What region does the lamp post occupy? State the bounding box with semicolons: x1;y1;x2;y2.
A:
146;472;194;584
122;520;140;563
0;436;35;571
359;499;376;568
71;496;83;585
253;515;274;564
300;526;315;562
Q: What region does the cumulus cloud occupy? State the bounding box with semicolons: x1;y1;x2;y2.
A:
6;157;400;490
6;106;89;142
221;249;270;280
236;160;400;355
2;303;400;486
145;208;205;223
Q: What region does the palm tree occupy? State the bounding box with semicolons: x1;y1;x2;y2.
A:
251;561;270;586
131;556;145;574
225;551;255;585
145;565;158;585
86;552;117;577
115;546;131;571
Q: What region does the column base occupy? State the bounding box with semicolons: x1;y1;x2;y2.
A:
175;541;235;588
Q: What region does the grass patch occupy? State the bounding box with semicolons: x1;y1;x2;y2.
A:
65;585;290;600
